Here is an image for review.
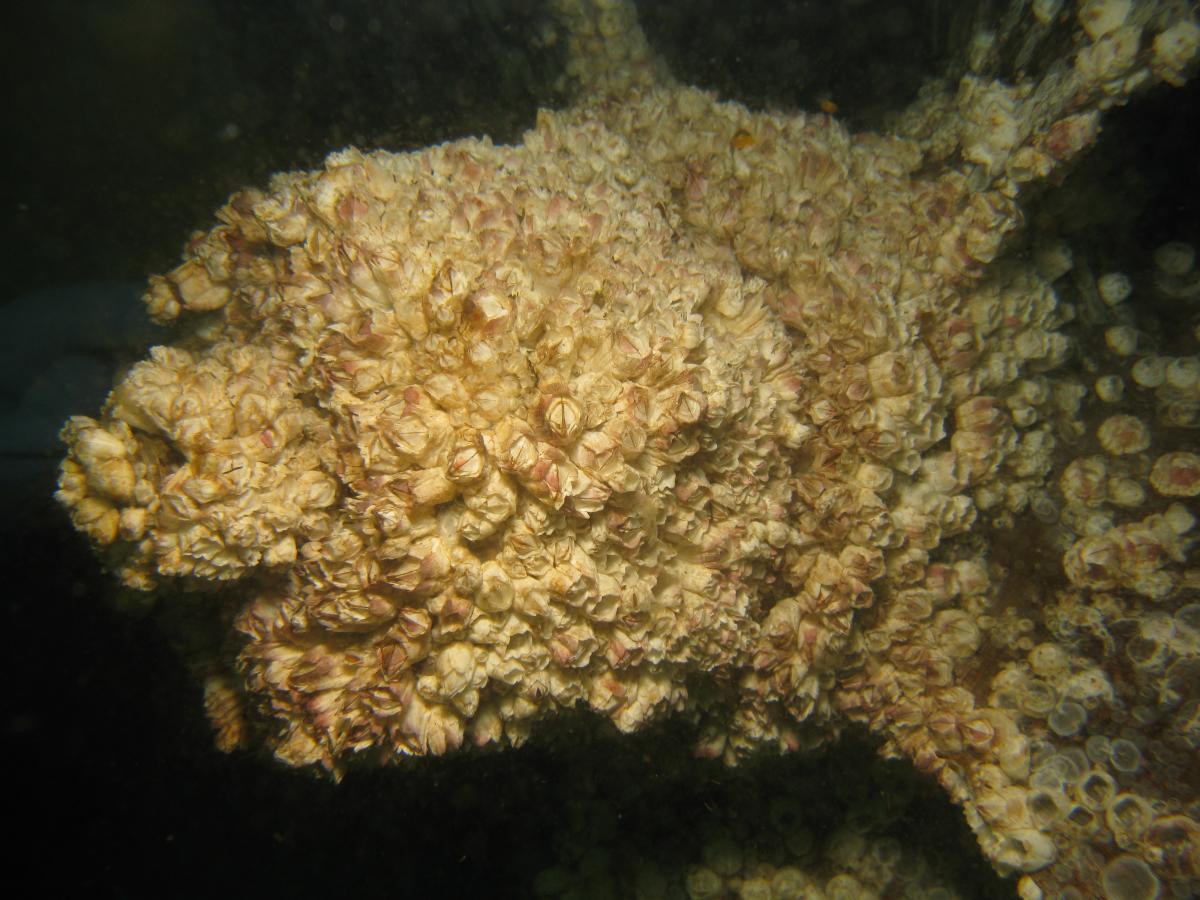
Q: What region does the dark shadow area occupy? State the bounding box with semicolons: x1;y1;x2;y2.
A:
635;0;988;129
1;0;568;300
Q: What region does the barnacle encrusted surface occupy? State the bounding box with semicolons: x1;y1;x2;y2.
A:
58;1;1200;896
65;101;969;761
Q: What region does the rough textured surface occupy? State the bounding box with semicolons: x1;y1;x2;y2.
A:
58;1;1200;896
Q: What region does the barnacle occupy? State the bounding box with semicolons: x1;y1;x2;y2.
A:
56;1;1200;896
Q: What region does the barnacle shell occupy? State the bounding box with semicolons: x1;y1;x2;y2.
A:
1096;272;1132;307
1155;240;1195;277
1106;326;1139;356
1096;415;1150;455
1079;0;1132;42
1150;451;1200;497
1095;375;1124;403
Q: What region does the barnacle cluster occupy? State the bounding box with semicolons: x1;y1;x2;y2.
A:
57;0;1200;896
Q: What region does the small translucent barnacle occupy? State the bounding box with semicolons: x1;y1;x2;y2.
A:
1118;628;1166;672
1094;375;1124;403
1029;642;1070;679
1165;355;1200;390
1060;746;1090;777
1155;240;1196;276
1108;738;1142;774
1029;492;1059;523
1066;803;1097;831
870;836;903;872
1028;789;1067;826
1177;602;1200;637
1019;678;1058;718
1079;768;1117;810
1097;272;1132;306
1100;854;1160;900
769;867;809;898
994;828;1057;873
825;874;869;900
1063;667;1114;708
1106;793;1154;846
1049;700;1088;737
684;865;723;900
1086;734;1112;764
1034;238;1073;280
1130;356;1167;389
1105;326;1138;356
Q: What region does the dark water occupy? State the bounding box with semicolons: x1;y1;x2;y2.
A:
4;2;1198;898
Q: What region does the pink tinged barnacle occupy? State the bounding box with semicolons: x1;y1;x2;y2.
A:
378;642;409;679
1149;451;1200;497
1096;414;1150;455
962;717;996;750
955;395;1004;433
612;331;652;377
499;431;538;474
462;290;511;335
335;192;368;223
672;389;706;425
445;442;486;484
543;395;583;443
931;609;980;658
528;453;571;507
1060;456;1108;507
1038;111;1100;162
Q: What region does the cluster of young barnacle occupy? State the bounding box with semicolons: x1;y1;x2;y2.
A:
1062;504;1195;599
57;341;340;587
